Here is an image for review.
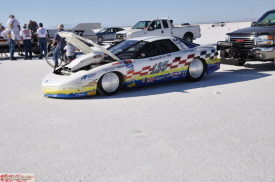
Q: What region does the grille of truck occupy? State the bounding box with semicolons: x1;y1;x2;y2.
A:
230;36;254;48
116;34;124;40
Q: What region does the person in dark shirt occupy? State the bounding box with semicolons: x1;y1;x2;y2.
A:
51;24;66;67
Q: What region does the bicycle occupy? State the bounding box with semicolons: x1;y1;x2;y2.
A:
45;46;68;68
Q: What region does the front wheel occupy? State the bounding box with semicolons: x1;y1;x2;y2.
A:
236;59;246;66
187;59;206;82
97;36;104;44
46;52;62;68
97;72;123;96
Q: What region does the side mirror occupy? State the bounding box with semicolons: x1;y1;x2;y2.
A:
251;21;256;27
148;27;154;31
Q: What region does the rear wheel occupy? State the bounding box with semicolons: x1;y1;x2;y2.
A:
46;52;62;68
97;72;123;96
187;59;206;82
183;34;193;43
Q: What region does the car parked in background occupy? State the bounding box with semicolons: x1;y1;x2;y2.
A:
96;27;124;43
212;22;226;27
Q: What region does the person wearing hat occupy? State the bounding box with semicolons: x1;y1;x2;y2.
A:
20;24;32;60
35;23;48;59
7;14;24;56
1;24;16;60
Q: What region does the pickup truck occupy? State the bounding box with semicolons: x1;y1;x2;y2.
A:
217;9;275;66
212;22;226;27
114;18;201;43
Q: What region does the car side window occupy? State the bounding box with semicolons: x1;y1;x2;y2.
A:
137;39;179;59
149;20;162;30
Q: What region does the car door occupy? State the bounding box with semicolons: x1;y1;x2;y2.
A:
132;39;184;86
161;20;172;37
146;20;163;36
105;28;115;41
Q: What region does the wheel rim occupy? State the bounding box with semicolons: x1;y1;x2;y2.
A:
185;36;192;42
98;37;103;43
189;59;204;78
101;72;120;92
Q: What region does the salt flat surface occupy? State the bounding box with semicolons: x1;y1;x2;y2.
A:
0;22;275;182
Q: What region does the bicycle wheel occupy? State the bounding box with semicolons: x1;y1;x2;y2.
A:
46;52;62;68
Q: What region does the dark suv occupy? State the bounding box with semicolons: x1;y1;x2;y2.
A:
217;9;275;66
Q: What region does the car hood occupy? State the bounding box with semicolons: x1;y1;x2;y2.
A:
58;32;119;61
227;26;275;35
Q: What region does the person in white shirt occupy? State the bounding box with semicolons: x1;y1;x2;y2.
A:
36;23;48;59
0;24;8;57
20;24;32;60
64;43;77;62
7;14;24;56
1;24;17;60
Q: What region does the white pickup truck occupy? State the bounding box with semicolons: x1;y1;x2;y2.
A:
114;18;201;43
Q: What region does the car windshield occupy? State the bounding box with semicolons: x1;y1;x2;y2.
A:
132;21;151;29
254;11;275;26
107;40;147;59
98;28;107;33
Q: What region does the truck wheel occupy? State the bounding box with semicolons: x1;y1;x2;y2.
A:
97;36;104;44
221;24;224;27
183;34;193;43
220;50;229;58
237;59;246;66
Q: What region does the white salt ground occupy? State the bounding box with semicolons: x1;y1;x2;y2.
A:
0;22;275;182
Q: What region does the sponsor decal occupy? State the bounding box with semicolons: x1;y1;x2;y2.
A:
112;62;121;65
127;79;135;82
81;74;96;81
155;76;163;81
123;60;134;70
117;65;125;68
87;91;96;96
182;72;186;76
103;68;116;72
147;77;155;83
171;76;179;79
128;82;136;88
170;72;181;76
142;78;146;83
0;173;35;182
163;74;169;80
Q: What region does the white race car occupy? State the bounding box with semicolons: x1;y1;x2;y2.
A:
42;32;220;98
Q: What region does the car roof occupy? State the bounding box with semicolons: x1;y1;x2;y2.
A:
129;36;173;42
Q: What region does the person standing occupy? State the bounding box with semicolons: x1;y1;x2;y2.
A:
20;24;32;60
1;24;16;60
51;24;66;67
36;23;48;59
28;20;38;34
0;24;8;57
64;43;77;62
7;14;24;56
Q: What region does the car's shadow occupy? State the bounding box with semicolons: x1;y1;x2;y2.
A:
72;61;273;100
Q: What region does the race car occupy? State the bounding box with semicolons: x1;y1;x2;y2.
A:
42;32;220;98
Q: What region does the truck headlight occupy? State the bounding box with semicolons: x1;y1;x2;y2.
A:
256;35;274;45
225;35;230;42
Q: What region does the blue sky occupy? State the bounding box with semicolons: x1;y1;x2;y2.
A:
1;0;275;28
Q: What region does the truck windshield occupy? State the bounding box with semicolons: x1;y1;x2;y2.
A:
132;21;151;29
255;11;275;26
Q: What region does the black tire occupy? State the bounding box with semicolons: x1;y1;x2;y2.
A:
212;25;215;27
46;52;62;68
97;72;123;96
236;59;246;66
183;34;193;43
32;42;40;55
187;59;206;82
220;50;229;58
221;24;224;27
97;36;104;44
